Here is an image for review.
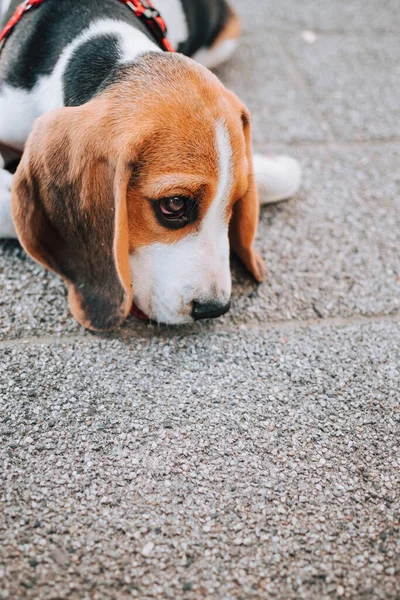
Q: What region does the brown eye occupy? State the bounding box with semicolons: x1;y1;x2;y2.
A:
153;195;198;230
160;196;186;218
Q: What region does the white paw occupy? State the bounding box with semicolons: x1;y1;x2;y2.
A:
253;154;302;205
0;168;16;238
192;39;238;70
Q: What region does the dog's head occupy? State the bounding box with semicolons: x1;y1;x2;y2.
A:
11;53;265;330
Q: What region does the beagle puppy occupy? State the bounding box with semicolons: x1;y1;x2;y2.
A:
0;0;301;330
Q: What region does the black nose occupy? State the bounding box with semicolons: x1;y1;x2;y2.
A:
191;301;231;321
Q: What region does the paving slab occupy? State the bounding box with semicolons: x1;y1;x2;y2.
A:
229;143;400;326
215;32;328;144
1;320;399;599
1;143;399;339
286;34;400;141
230;0;400;34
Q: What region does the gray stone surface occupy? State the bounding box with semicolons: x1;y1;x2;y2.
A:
228;144;400;325
1;1;399;599
1;321;399;600
0;241;78;339
286;35;400;141
231;0;400;34
215;33;328;144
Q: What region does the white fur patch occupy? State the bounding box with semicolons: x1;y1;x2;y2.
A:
157;0;189;49
129;121;233;324
193;39;238;70
253;154;302;204
212;120;233;224
0;168;16;238
0;19;161;147
0;85;37;150
36;19;161;115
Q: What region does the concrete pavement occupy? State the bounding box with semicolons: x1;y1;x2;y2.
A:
0;1;399;598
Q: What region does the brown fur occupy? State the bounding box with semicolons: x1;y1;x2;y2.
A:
11;53;264;330
229;112;266;283
211;4;241;46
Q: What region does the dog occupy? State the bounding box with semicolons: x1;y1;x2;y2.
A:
0;0;301;330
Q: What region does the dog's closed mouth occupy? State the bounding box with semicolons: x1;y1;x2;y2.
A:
130;302;149;321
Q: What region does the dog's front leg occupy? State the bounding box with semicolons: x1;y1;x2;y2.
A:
0;156;16;238
253;154;302;205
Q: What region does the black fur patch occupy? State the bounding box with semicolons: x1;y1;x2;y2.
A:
177;0;231;56
63;35;121;106
1;0;232;98
1;0;153;91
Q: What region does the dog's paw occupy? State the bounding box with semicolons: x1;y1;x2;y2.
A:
0;168;16;238
253;154;302;205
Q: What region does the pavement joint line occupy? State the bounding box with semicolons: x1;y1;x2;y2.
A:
275;36;336;143
216;312;400;335
258;139;400;149
0;312;399;350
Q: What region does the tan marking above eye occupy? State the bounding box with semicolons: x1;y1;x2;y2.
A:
138;173;210;200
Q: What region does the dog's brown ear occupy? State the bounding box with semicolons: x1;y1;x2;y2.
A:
229;111;266;283
11;106;132;331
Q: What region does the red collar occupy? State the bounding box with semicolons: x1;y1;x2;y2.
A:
0;0;175;53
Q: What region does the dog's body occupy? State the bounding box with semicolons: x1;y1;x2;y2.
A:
0;0;301;329
0;0;239;154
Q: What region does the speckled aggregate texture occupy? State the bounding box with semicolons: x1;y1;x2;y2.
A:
285;36;400;141
0;0;399;599
1;323;399;600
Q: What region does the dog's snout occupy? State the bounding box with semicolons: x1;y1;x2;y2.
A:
191;300;231;321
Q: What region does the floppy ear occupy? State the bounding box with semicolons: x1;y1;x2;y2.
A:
11;106;133;331
229;113;266;283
